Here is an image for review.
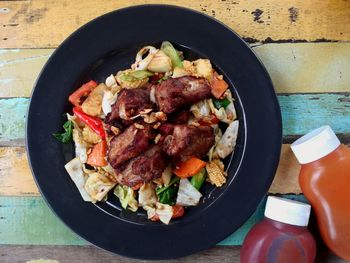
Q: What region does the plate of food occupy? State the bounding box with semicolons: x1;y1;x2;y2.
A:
26;4;282;259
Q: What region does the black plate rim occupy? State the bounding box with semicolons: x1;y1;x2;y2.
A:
26;4;282;260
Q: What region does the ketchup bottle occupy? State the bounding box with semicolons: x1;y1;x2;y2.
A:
241;196;316;263
291;125;350;260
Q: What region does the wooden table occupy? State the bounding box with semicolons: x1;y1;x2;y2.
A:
0;1;349;262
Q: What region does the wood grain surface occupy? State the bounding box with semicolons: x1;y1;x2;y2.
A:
1;0;350;48
0;245;346;263
1;43;350;97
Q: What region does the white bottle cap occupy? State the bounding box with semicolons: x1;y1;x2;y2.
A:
264;196;311;227
291;125;340;164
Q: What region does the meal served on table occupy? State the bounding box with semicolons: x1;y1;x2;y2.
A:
54;41;239;224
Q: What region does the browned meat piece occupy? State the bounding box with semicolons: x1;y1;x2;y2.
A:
107;124;154;169
170;110;191;124
106;88;154;122
155;76;211;114
115;145;169;187
158;123;174;135
163;125;215;161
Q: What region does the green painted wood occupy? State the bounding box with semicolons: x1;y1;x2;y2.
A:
0;195;307;246
0;196;86;246
1;94;349;146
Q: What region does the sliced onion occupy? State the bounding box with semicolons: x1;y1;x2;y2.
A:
132;46;158;70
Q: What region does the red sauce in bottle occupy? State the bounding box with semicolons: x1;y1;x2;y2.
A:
241;196;316;263
292;126;350;260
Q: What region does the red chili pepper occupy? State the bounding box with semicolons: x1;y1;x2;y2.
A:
73;107;105;139
68;80;98;107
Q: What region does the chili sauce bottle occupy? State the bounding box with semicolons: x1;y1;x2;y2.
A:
291;125;350;260
240;196;316;263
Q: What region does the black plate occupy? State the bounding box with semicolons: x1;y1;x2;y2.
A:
26;5;282;260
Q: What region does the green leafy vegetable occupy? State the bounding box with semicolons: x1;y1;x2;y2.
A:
53;120;73;143
120;70;154;82
161;41;183;68
158;185;178;205
213;97;231;110
156;176;180;195
190;168;207;190
114;185;138;212
158;75;169;83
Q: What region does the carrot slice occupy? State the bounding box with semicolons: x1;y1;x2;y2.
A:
87;140;107;167
211;72;229;99
174;157;207;178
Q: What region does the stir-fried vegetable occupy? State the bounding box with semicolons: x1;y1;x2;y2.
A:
161;164;173;186
161;41;183;68
85;172;116;202
213;97;231;109
114;185;138;212
216;120;239;159
172;205;185;218
119;70;154;82
81;83;105;117
87;140;107;167
156;177;180;196
176;178;202;206
147;50;172;73
68;80;97;107
211;72;229;99
174;157;206;178
158;184;178;205
206;160;227;187
132;46;158;70
190;168;207;190
138;183;157;207
53;120;73;143
73;107;106;139
151;203;174;224
64;158;92;201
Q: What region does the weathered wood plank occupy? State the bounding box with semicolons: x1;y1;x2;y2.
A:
0;195;305;246
254;43;350;94
1;0;350;48
0;147;38;196
0;196;86;246
1;94;349;146
0;245;346;263
0;49;51;97
1;43;350;97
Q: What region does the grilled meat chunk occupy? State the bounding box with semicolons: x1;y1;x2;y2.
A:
115;145;168;187
106;88;154;122
155;76;211;114
163;125;215;161
107;124;154;169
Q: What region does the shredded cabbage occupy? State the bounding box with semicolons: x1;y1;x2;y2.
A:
114;185;138;212
155;202;173;225
67;114;88;163
176;178;202;206
102;90;118;115
84;172;116;202
64;158;92;202
216;120;239;159
138;183;157;207
190;99;211;120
